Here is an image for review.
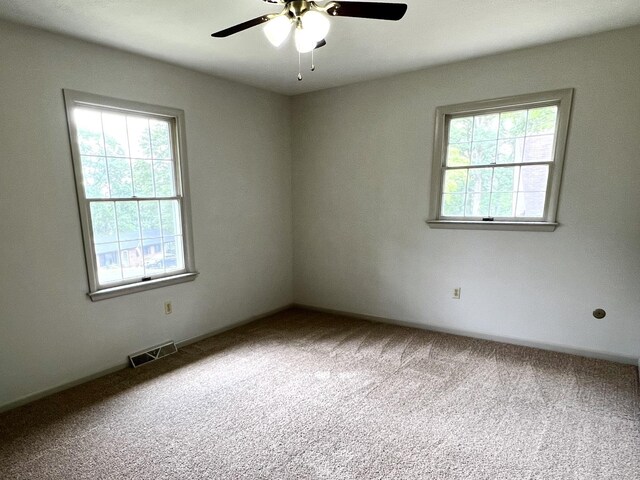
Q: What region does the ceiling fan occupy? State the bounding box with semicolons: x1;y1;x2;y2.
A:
212;1;408;80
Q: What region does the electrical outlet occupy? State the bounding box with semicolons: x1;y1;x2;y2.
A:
452;288;461;300
164;301;173;315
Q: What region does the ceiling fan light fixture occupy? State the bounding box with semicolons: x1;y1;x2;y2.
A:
212;1;409;79
300;10;330;43
294;25;317;53
264;15;292;47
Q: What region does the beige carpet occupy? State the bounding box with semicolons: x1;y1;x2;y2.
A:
1;308;639;479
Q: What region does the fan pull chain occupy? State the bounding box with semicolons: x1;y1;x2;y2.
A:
297;51;302;81
311;49;315;72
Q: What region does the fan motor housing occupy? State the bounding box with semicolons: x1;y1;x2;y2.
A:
287;1;313;18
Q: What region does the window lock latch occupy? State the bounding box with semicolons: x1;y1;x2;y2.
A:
482;217;494;222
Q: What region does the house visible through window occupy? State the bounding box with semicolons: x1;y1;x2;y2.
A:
428;89;573;231
64;90;197;300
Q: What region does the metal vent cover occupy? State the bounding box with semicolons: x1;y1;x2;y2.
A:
129;341;178;368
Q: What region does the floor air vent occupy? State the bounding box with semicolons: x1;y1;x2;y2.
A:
129;341;178;368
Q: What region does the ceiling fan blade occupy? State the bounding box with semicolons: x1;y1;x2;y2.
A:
315;39;327;49
211;15;273;38
327;2;407;21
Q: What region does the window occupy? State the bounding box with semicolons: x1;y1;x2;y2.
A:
64;90;197;300
428;89;573;231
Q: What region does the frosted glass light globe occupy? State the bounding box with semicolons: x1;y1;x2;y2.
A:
301;10;330;42
264;15;292;47
295;26;316;53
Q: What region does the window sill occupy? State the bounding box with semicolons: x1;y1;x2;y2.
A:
88;272;199;301
426;220;558;232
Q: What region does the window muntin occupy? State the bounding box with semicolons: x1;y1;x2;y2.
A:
428;90;573;230
64;90;197;300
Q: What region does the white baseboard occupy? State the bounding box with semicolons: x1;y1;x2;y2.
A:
0;304;293;414
0;362;130;415
294;303;638;366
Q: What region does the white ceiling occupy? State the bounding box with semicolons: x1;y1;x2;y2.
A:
1;0;639;95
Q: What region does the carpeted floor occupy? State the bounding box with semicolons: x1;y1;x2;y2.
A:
1;308;639;479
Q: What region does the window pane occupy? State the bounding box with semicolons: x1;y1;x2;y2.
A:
127;116;152;159
154;161;176;197
107;157;133;198
472;114;499;141
102;112;130;157
160;200;182;236
95;242;122;285
139;201;161;239
119;240;144;279
132;159;155;197
150;120;172;160
497;138;525;164
90;202;117;244
526;106;557;135
75;109;105;156
490;192;517;217
81;156;109;199
447;143;471;167
449;117;473;143
519;165;549;192
492;166;519;193
465;192;491;217
143;238;165;276
499;110;527;139
516;191;546;218
443;170;467;194
467;168;492;193
115;201;140;242
164;236;184;271
471;141;496;165
441;194;465;216
523;135;555;163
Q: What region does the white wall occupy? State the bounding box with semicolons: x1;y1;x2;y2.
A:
292;27;640;362
0;20;293;408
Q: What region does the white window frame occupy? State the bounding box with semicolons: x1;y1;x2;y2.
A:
64;90;198;300
427;89;573;231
